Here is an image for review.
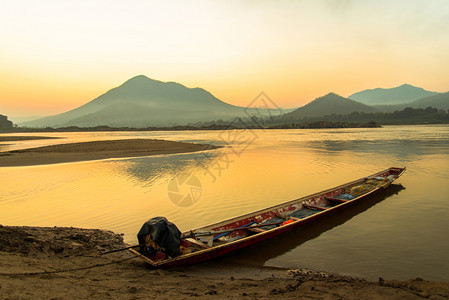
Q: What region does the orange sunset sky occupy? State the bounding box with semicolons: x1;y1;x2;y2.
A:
1;0;449;118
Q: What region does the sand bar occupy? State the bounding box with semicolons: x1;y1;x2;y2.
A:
0;225;448;299
0;139;218;167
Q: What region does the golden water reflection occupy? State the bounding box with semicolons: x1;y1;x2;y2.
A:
1;125;449;281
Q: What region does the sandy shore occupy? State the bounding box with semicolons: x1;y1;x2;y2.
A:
0;226;448;299
0;139;218;167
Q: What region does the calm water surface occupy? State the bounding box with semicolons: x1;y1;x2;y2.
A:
1;125;448;281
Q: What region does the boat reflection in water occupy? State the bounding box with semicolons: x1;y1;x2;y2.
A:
224;183;405;267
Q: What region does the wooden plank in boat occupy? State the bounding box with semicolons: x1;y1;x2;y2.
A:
185;238;211;249
248;227;266;234
128;248;157;265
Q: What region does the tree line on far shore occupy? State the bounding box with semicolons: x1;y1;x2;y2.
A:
2;106;449;133
273;106;449;125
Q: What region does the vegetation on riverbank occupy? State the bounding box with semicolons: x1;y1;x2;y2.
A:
0;121;382;133
0;114;13;130
277;106;449;125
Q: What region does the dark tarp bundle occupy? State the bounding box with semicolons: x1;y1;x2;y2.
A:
137;217;181;258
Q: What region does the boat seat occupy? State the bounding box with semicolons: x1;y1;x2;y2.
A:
303;203;328;211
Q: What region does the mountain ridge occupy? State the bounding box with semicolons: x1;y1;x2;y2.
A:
21;77;447;128
349;84;439;106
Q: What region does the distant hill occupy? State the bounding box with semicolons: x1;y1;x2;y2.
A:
373;91;449;112
8;116;42;124
281;93;377;120
349;84;439;106
22;75;285;128
407;91;449;110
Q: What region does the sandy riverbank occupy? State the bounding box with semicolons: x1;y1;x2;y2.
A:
0;226;448;299
0;139;218;167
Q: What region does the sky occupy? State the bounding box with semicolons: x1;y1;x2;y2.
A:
1;0;449;118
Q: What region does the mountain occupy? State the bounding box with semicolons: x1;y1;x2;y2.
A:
349;84;439;106
373;91;449;112
8;116;42;124
407;91;449;111
22;75;285;128
281;93;377;120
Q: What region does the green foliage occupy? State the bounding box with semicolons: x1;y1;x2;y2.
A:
276;106;449;125
0;114;14;130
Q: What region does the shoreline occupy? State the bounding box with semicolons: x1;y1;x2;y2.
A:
0;139;219;167
0;225;447;299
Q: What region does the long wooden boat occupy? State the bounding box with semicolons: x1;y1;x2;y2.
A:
129;167;406;268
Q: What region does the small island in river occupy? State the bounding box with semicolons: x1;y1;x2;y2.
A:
0;139;219;167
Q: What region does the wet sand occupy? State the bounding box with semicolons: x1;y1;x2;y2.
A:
0;226;448;299
0;139;218;167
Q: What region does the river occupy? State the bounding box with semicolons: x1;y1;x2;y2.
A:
1;125;448;281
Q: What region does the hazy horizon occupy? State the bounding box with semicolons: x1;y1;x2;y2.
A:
1;0;449;117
